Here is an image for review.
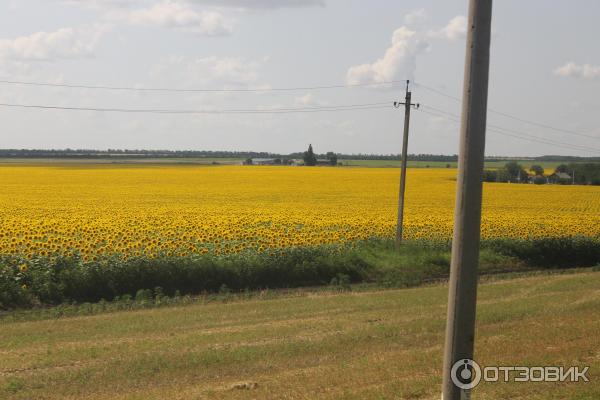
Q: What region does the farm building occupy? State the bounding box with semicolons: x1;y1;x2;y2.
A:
250;158;277;165
316;159;333;166
549;172;572;184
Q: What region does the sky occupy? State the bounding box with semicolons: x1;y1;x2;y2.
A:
0;0;599;157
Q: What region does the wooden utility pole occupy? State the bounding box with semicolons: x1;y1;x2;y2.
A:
395;80;419;249
441;1;493;399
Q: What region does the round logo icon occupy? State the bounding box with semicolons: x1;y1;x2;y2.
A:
451;358;482;390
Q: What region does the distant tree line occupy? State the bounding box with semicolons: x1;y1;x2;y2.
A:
333;154;461;161
483;161;600;185
1;148;459;161
533;155;600;162
0;149;284;159
2;149;599;164
556;163;600;185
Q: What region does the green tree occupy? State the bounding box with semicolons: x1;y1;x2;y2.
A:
504;162;528;183
482;169;497;182
326;152;338;166
496;169;512;183
567;163;600;185
530;165;544;176
303;144;317;166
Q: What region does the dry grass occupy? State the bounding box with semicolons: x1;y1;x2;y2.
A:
1;271;599;399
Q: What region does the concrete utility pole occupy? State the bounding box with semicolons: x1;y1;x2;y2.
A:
394;80;419;249
441;1;493;399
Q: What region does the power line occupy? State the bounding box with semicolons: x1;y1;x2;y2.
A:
6;75;597;141
420;106;599;154
421;105;600;153
414;81;462;102
395;80;419;248
3;75;598;140
4;74;598;150
414;81;600;141
486;108;599;140
0;78;406;93
418;106;600;155
0;101;391;114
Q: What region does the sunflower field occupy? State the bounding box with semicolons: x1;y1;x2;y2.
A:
1;164;599;261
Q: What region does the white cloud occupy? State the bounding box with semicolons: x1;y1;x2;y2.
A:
128;2;232;35
149;56;267;88
404;9;427;26
0;26;107;62
429;15;467;41
314;119;356;137
60;0;324;10
428;114;456;133
295;92;329;107
201;56;259;83
346;26;428;84
59;0;323;35
554;62;600;79
59;0;125;7
189;0;325;8
296;93;315;106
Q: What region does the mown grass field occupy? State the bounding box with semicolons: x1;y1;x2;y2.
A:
1;271;599;399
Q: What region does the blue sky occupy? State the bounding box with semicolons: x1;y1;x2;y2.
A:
0;0;599;156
